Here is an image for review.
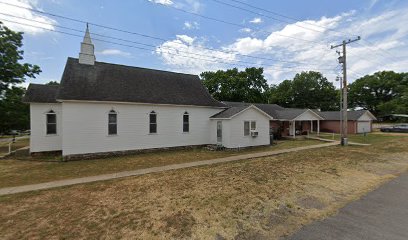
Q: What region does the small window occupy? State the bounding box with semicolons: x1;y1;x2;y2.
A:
183;112;189;133
251;121;256;131
244;121;250;136
244;121;256;136
46;110;57;135
108;110;117;135
149;111;157;133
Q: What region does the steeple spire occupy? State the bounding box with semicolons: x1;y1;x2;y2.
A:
79;23;95;65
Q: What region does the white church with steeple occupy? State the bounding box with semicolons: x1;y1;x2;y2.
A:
23;25;358;160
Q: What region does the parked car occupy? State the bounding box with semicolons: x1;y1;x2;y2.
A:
380;124;408;133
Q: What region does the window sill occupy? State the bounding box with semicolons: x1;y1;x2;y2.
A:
107;134;118;137
182;132;190;134
45;134;58;137
148;133;158;135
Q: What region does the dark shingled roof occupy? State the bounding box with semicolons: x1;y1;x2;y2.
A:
275;108;311;120
218;101;284;119
23;84;59;103
217;102;317;120
27;57;224;107
210;105;249;118
316;110;375;121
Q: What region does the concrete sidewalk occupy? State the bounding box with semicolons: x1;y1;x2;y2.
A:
287;172;408;240
0;142;338;196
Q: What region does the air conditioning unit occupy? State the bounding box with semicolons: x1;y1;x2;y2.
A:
250;131;258;137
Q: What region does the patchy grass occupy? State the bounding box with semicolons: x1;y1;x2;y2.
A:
0;139;321;188
0;135;407;239
0;138;29;156
316;132;407;144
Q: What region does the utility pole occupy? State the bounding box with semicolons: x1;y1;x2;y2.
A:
336;76;343;138
331;36;361;146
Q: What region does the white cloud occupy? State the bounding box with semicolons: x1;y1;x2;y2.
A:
154;6;408;85
148;0;173;5
183;21;199;30
155;35;236;74
97;49;131;57
0;0;57;35
239;28;252;33
249;17;263;24
149;0;202;13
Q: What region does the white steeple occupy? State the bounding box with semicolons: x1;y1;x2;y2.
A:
79;23;95;65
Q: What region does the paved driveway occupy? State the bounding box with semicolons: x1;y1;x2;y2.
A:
287;172;408;240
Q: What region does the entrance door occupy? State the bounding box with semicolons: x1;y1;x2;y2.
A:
217;121;222;144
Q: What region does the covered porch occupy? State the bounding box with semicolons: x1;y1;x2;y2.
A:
270;109;323;139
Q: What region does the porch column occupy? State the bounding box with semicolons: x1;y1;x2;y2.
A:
317;120;320;136
310;120;313;133
293;120;296;139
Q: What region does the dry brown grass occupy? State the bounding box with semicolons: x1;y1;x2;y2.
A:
0;139;320;188
0;136;407;239
0;138;29;156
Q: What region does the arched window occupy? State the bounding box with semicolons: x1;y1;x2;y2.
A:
149;111;157;133
108;110;117;135
46;110;57;135
183;111;189;133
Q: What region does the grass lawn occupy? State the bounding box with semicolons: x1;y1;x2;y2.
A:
0;139;321;188
314;131;405;144
0;135;407;239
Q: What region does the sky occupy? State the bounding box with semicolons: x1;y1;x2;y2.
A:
1;0;408;88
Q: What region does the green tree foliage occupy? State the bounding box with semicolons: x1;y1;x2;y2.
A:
45;81;59;86
200;67;269;103
0;22;41;133
0;87;29;132
349;71;408;115
269;71;338;110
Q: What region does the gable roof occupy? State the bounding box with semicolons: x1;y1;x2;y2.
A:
220;102;322;120
24;58;225;107
23;84;59;103
221;101;284;118
210;104;273;119
316;110;376;121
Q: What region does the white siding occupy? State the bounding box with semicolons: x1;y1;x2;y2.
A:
30;103;63;152
61;102;222;156
294;110;322;121
357;121;371;133
358;112;375;121
213;107;270;148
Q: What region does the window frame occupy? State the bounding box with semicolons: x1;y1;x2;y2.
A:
108;110;117;135
149;111;157;134
244;120;256;136
183;111;189;133
46;110;57;135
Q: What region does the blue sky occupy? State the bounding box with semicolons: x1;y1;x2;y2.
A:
2;0;407;87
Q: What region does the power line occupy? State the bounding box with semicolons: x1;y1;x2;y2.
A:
0;18;339;73
153;1;328;45
221;0;400;62
210;0;327;34
0;2;330;66
0;16;338;71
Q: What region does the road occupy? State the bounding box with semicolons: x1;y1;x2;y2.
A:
287;172;408;240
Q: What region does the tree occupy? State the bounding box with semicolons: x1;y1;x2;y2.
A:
0;87;29;132
349;71;408;115
268;71;338;110
45;81;59;86
201;67;269;103
0;21;41;133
